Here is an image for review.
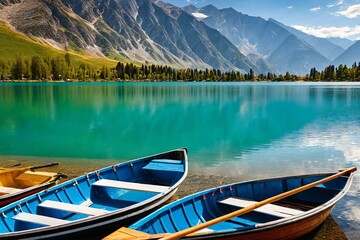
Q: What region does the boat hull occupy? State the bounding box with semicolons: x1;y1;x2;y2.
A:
186;206;333;240
117;169;355;240
0;182;56;208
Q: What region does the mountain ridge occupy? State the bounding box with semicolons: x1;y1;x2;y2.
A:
1;0;358;76
184;4;339;75
333;40;360;67
268;18;344;61
0;0;266;73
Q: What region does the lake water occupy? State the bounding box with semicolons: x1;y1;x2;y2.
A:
0;82;359;238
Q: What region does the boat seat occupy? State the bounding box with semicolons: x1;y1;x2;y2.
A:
143;159;184;173
190;228;215;236
0;186;23;194
12;212;70;226
218;197;304;218
92;179;170;193
38;200;110;216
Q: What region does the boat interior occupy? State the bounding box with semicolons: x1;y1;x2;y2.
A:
135;174;349;235
0;158;186;233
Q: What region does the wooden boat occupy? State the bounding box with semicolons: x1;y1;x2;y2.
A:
0;148;188;239
106;167;356;240
0;163;65;207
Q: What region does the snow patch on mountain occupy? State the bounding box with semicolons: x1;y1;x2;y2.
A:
191;12;208;19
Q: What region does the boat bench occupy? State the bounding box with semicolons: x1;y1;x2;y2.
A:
190;228;215;236
38;200;110;216
143;159;184;173
12;212;70;226
218;197;304;218
92;179;170;193
0;186;22;194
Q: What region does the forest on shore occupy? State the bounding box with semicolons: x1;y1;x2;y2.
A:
1;54;360;82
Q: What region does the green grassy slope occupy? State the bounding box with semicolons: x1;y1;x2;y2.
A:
0;21;118;68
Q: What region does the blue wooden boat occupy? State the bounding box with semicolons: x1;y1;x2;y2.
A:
106;167;356;240
0;148;188;239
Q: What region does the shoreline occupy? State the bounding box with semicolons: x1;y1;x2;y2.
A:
0;159;349;239
1;79;360;83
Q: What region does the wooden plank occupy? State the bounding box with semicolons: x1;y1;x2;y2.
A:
219;197;304;218
103;227;172;240
12;212;70;226
38;200;110;216
103;227;152;240
92;179;170;193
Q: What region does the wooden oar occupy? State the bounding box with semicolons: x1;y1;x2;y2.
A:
0;163;59;175
9;163;22;168
0;163;22;168
159;167;357;240
29;162;59;171
2;163;58;172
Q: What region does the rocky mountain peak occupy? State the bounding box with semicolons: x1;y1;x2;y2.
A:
2;0;356;75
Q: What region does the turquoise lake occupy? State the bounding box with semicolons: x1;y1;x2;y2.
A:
0;82;359;238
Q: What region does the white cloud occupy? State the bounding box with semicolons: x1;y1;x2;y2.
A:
298;124;360;165
287;6;293;9
310;6;321;12
292;24;360;39
337;4;360;18
327;0;343;8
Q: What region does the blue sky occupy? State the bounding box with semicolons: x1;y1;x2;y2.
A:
162;0;360;40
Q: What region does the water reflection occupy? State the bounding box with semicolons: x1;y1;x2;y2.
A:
0;83;360;162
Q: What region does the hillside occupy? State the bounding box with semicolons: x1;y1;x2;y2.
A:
333;40;360;67
0;21;117;69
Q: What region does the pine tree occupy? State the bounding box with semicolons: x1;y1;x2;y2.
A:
31;55;43;80
249;68;254;80
11;56;24;80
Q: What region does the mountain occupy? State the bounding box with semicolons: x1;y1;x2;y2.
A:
0;0;265;73
183;5;279;73
139;1;258;72
184;5;332;75
333;40;360;66
269;19;344;61
0;19;116;69
269;35;329;75
2;0;354;76
0;0;193;66
328;37;354;50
